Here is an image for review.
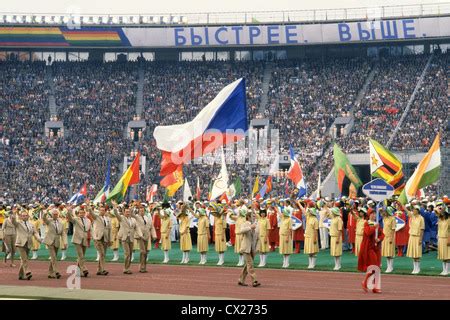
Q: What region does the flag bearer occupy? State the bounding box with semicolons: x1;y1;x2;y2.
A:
381;206;396;273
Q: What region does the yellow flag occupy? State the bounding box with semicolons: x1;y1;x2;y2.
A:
252;176;259;197
166;167;184;197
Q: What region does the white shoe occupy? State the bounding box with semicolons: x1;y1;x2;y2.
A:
31;252;38;260
311;257;316;269
226;242;232;247
48;256;52;260
185;256;190;264
95;254;100;262
131;254;135;262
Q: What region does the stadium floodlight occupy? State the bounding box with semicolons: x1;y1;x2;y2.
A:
62;16;69;24
44;16;52;24
54;16;61;24
25;15;33;23
181;16;188;24
171;16;179;24
0;16;4;23
101;16;109;24
151;16;160;24
111;16;118;24
34;15;42;23
92;16;99;24
141;16;149;23
122;16;128;24
73;16;81;25
6;15;13;23
161;16;169;24
15;15;23;23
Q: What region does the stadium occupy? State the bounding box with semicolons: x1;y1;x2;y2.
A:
0;0;449;302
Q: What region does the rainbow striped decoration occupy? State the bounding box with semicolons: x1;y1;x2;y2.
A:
0;27;130;47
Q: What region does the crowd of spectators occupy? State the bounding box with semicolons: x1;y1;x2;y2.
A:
1;52;447;203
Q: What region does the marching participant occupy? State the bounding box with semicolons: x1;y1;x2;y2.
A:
67;204;91;277
434;201;449;276
30;206;42;260
131;202;156;273
158;202;174;263
236;208;261;287
111;201;142;274
278;200;293;268
393;201;409;257
359;209;384;293
303;207;319;269
354;207;367;257
153;206;162;249
267;200;279;252
110;207;120;262
292;201;304;254
42;208;63;279
59;204;69;261
406;204;425;274
195;208;210;265
381;206;396;273
329;207;343;271
11;209;42;280
2;207;17;266
255;202;269;267
177;202;192;264
228;201;247;266
88;203;112;276
209;202;227;266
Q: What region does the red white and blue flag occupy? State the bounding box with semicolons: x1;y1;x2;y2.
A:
257;176;273;199
68;182;87;205
287;145;307;198
153;78;248;179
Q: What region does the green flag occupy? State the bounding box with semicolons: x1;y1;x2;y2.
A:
333;143;362;197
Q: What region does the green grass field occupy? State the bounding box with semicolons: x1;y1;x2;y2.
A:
2;237;446;276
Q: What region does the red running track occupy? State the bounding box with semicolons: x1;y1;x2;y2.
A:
0;261;449;300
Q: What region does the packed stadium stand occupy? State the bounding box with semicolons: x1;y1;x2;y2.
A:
0;49;449;202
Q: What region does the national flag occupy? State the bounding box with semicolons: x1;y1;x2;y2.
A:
183;178;193;202
154;78;248;179
227;176;242;199
291;215;302;230
399;133;441;204
369;139;405;195
252;176;259;198
196;177;201;200
315;172;322;199
287;145;307;197
106;152;140;203
146;184;158;202
219;192;229;204
207;180;214;201
416;188;425;198
161;165;184;198
210;148;230;200
93;158;111;204
68;182;87;205
395;216;405;232
333;143;363;196
284;179;289;197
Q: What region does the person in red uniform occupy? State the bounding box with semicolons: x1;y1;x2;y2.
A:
292;201;305;254
153;208;162;249
394;201;409;257
267;201;279;252
358;209;385;293
347;200;358;253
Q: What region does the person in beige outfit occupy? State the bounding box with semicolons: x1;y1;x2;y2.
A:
42;208;64;279
236;209;261;287
88;203;112;276
111;201;143;274
67;205;91;277
2;210;17;267
131;203;156;273
12;210;42;280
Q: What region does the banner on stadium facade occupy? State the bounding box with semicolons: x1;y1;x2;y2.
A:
1;16;449;48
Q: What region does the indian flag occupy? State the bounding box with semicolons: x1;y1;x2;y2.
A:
399;133;441;204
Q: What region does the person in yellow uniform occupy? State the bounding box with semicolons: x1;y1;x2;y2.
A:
109;207;120;262
177;202;192;264
255;202;270;267
228;201;247;267
278;202;293;268
381;206;397;273
158;202;173;263
329;207;343;271
209;202;227;266
58;205;69;261
195;208;210;265
353;207;367;257
434;201;449;276
303;207;319;269
406;204;425;274
30;207;42;260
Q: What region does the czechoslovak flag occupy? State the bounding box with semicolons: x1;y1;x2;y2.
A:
153;78;248;178
287;145;307;198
